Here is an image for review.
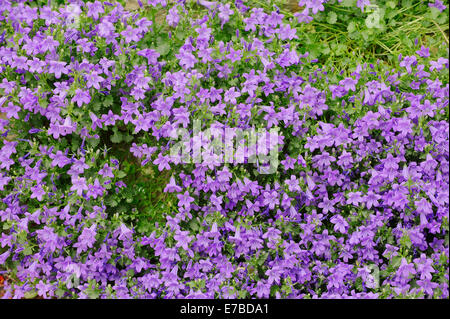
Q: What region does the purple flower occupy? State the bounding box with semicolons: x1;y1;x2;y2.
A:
263;190;279;210
137;49;160;65
330;215;348;233
218;3;234;25
36;281;54;298
285;175;300;192
254;280;270;298
36;226;60;253
295;10;313;24
417;279;439;296
224;87;241;104
153;153;171;171
0;251;10;264
429;0;447;12
48;61;68;79
339;77;358;91
99;163;114;178
400;56;417;74
121;26;141;43
318;196;335;214
166;6;180;27
415;198;433;226
0;79;16;94
0;175;11;191
429;57;449;71
277;23;298;41
70;176;88;196
0;102;20;119
177;191;195;209
357;0;371;12
87;1;104;20
101;110;117;127
50;150;71;168
86;179;105;199
98;20;115;38
174;230;193;250
347;191;363;206
74;224;97;254
85;72;104;89
414;254;435;280
30;184;45;201
416;46;430;58
298;0;326;15
175;50;197;69
89;112;102;130
72;89;91;107
27;58;45;73
226;47;242;63
116;224;133;242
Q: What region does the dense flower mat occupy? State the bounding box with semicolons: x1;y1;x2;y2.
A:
0;0;448;298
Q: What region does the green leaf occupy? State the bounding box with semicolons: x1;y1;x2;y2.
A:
24;290;38;299
89;137;100;148
189;218;200;231
71;137;80;152
400;33;413;48
429;7;441;20
110;128;123;143
23;246;33;256
118;54;127;65
55;288;65;298
333;43;347;56
123;134;133;143
321;43;331;56
401;0;412;6
86;288;100;299
39;99;48;109
238;289;248;298
361;30;370;41
156;36;170;56
17;231;27;244
156;42;170;55
341;0;356;7
257;251;269;266
365;13;381;29
92;100;102;112
391;256;402;268
327;12;337;25
116;170;126;178
104;95;114;107
387;1;396;8
400;233;412;249
106;196;118;207
436;13;447;24
176;30;186;41
347;21;356;33
137;219;152;233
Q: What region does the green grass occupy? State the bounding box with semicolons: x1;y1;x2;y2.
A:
249;0;449;69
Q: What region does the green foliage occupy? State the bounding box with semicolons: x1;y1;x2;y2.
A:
250;0;449;67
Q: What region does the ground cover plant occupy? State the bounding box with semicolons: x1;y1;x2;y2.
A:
0;0;448;299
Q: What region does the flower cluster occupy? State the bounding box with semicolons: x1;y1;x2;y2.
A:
0;0;448;299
